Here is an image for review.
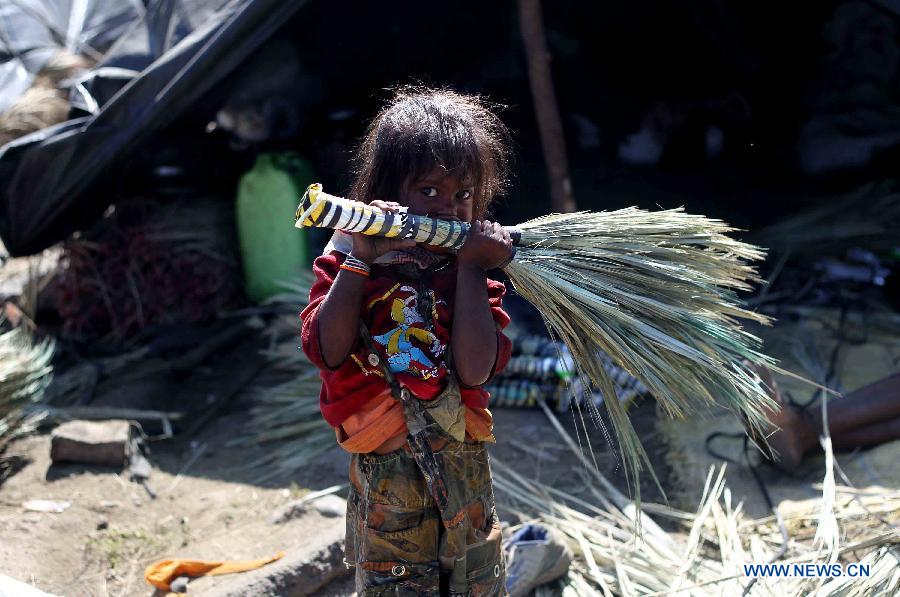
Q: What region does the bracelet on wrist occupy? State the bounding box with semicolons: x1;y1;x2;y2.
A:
340;255;371;277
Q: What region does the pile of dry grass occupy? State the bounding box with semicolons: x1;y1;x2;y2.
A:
227;277;335;482
0;87;69;147
494;401;900;596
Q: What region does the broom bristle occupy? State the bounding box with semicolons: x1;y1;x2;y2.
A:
506;207;778;504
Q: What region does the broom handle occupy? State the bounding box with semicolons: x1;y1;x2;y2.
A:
295;183;522;250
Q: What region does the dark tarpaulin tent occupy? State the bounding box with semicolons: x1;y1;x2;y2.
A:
0;0;307;257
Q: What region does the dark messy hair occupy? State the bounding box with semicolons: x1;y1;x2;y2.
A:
350;86;512;219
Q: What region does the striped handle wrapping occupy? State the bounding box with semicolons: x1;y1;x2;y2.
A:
294;183;470;249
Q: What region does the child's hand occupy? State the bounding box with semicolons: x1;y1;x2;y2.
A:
457;220;513;270
350;200;416;264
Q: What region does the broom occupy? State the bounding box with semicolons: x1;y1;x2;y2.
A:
295;183;781;502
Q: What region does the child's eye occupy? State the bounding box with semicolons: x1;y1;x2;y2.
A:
421;187;438;197
457;190;472;200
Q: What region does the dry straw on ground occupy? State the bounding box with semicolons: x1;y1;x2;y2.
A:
496;401;900;597
229;277;335;482
0;322;54;445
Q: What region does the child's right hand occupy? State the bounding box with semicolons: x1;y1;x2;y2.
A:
350;200;416;264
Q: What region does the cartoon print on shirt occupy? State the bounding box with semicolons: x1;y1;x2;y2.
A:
369;285;446;379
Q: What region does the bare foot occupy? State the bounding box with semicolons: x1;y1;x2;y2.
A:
746;365;816;472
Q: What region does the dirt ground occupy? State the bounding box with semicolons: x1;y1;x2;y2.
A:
0;411;347;596
0;385;667;596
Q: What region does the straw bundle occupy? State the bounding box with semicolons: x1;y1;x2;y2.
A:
295;185;780;500
505;208;777;498
0;87;69;147
0;323;54;444
0;51;93;147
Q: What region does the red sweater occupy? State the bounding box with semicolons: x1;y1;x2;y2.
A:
300;251;512;428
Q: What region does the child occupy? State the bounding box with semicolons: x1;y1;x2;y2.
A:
300;88;515;596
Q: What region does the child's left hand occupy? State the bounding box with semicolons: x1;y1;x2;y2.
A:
457;220;513;270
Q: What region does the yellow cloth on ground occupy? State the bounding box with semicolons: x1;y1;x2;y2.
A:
145;552;284;591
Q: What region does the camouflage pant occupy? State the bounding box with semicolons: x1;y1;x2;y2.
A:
346;439;507;596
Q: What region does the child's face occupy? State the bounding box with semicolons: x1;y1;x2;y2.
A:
399;166;475;224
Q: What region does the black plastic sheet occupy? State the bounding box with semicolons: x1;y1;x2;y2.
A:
0;0;306;256
0;0;141;113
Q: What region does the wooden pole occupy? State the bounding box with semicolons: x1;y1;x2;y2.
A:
518;0;577;213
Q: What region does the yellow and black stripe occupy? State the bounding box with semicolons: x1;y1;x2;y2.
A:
295;183;469;249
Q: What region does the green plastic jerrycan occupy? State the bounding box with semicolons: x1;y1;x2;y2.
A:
236;152;313;303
